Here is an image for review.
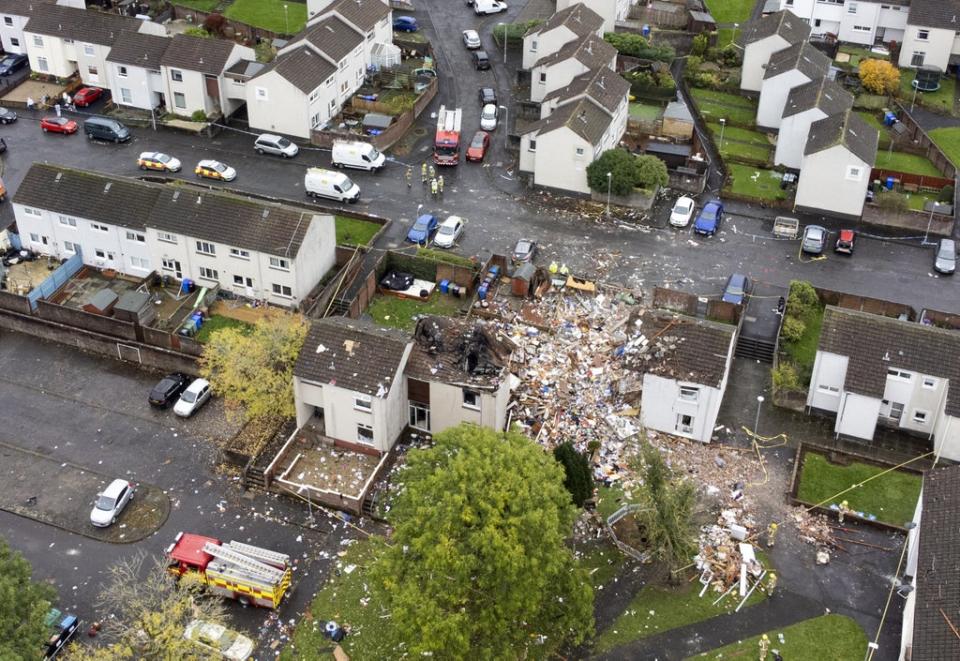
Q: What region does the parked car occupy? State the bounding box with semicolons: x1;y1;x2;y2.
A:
479;86;497;106
513;238;537;263
834;229;856;255
43;609;79;661
148;372;190;407
138;151;181;172
462;29;481;49
721;273;750;305
935;238;956;275
73;87;104;107
407;213;438;244
304;167;360;203
475;0;508;15
174;378;212;417
380;271;414;291
434;215;465;248
183;620;254;661
669;196;695;228
40;117;78;134
0;107;17;124
84;116;130;142
466;130;490;162
0;137;6;154
195;159;237;182
693;199;723;236
801;225;827;255
473;50;491;70
393;16;419;32
480;104;498;131
254;133;299;158
89;479;135;527
0;53;27;76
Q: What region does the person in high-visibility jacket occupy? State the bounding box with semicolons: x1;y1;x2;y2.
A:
559;264;570;276
549;261;559;274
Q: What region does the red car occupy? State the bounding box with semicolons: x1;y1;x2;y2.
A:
40;116;78;134
835;229;856;255
73;87;103;107
466;130;490;162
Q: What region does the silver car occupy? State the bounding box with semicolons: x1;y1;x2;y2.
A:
254;133;299;158
90;479;135;527
462;29;481;49
480;104;498;131
801;225;827;255
935;238;956;275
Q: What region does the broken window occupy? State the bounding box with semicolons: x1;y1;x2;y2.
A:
357;423;373;444
676;414;694;434
409;403;430;431
463;389;480;410
679;386;699;402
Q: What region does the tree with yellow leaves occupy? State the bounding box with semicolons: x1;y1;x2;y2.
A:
859;58;901;95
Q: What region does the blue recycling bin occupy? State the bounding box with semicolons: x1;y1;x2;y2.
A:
180;278;193;295
885;176;895;190
439;279;449;294
478;283;489;300
642;24;651;37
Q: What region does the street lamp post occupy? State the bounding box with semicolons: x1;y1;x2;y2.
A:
500;23;508;63
755;395;764;435
731;23;739;47
911;80;919;112
606;171;612;216
499;104;508;150
923;203;938;245
284;4;289;34
719;118;726;151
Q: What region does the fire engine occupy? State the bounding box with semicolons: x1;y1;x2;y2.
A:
166;532;293;608
433;105;463;166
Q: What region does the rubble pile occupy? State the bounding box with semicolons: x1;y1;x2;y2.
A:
696;520;764;596
791;506;835;548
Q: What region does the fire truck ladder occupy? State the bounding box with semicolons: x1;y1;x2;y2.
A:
223;541;291;569
202;542;286;583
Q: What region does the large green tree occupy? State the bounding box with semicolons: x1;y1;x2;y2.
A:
199;311;308;421
371;425;594;659
554;442;594;507
0;536;56;660
587;148;642;196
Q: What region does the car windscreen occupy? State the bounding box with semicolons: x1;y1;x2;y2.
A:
439;224;455;235
674;200;692;213
156;153;171;163
701;207;716;220
95;495;116;511
727;281;744;296
157;378;176;392
515;240;531;253
471;135;485;148
939;244;955;259
181;390;197;403
414;219;430;230
277;138;291;148
341;176;355;190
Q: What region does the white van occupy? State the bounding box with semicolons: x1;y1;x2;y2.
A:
474;0;507;15
331;141;385;171
304;168;361;203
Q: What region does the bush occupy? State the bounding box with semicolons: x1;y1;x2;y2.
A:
636;154;669;189
859;59;900;95
587;149;641;195
939;184;954;203
685;56;703;75
786;280;819;319
493;19;543;45
772;362;802;392
781;315;806;343
183;27;212;38
553;442;594;507
691;71;722;90
604;32;674;62
190;109;208;122
719;44;743;67
691;33;708;57
877;191;909;212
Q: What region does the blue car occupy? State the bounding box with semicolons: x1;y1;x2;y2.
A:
721;273;750;305
407;213;438;244
693;199;724;236
394;16;419;32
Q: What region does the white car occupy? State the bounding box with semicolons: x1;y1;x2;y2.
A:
183;620;254;661
669;196;696;227
90;479;135;527
480;104;498;131
462;29;481;49
434;215;465;248
174;378;212;417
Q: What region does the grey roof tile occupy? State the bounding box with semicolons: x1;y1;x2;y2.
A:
533;33;616;70
295;15;363;62
295;318;410;396
783;77;854;119
255;45;336;93
908;0;960;29
525;3;604;39
526;96;613;145
764;41;831;80
25;3;142;46
740;9;811;47
542;66;630;114
804;109;878;165
405;317;513;389
323;0;390;32
107;30;171;68
160;34;237;75
817;306;960;416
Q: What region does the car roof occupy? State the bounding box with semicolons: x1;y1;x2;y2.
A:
704;200;721;209
806;225;825;234
441;215;462;226
198;159;223;167
728;273;746;285
186;378;209;392
416;213;434;222
102;478;129;497
257;133;281;141
838;229;854;240
464;29;478;35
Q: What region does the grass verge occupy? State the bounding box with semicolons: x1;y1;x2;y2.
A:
796;451;922;526
874;151;942;176
172;0;219;9
336;215;381;246
723;164;786;201
195;314;252;343
225;0;307;33
417;247;475;267
929;126;960;167
367;291;462;331
688;614;867;660
704;0;754;24
781;302;823;377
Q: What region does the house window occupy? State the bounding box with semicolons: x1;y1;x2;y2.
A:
198;266;218;281
913;410;929;424
888;368;912;381
87;65;98;79
575;147;584;156
538;72;546;83
679;386;699;402
847;1;857;12
814;19;822;28
911;51;926;67
785;0;793;5
817;384;840;394
272;283;293;298
357;423;374;445
129;256;149;269
311;112;321;128
229;247;250;259
233;275;253;287
463;389;480;410
329;98;337;110
90;223;109;232
33;35;43;47
58;215;76;227
23;207;41;217
196;240;216;256
676;414;694;434
120;88;132;104
918;29;929;41
409;403;431;431
95;249;106;259
29;233;39;242
171;69;183;82
158;232;177;243
37;56;49;72
530;39;538;52
83;44;95;56
852;25;870;32
10;38;18;47
3;17;11;26
173;92;186;109
269;256;290;271
846;166;863;181
255;86;268;101
161;258;177;271
125;231;145;243
883;401;905;420
528;139;537;152
118;65;128;77
63;241;77;253
922;377;937;389
354;394;372;412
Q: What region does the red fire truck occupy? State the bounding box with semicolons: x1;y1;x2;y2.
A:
433;105;463;166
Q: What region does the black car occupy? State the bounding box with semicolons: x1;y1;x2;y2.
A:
0;53;28;76
0;106;17;124
473;50;490;71
478;86;497;106
149;372;190;407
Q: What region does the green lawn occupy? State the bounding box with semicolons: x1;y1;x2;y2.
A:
837;44;888;69
335;215;381;246
225;0;307;33
874;151;942;176
629;102;663;120
172;0;219;9
689;89;757;127
707;122;772;164
715;28;737;48
723;164;786;201
367;291;462;331
929;126;960;167
577;541;626;591
704;0;754;24
796;451;922;527
194;314;252;343
689;614;867;660
689;88;757;110
781;302;823;379
594;572;770;653
856;111;891;149
706;123;770;146
900;71;957;114
905;191;937;211
718;140;772;163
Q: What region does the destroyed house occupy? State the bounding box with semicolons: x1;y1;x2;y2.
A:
405;317;515;435
625;311;737;444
